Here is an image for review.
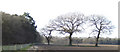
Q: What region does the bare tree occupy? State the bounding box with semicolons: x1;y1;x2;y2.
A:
40;27;54;45
89;15;114;46
48;13;86;45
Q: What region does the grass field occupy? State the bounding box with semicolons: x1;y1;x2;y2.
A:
2;44;32;50
28;44;119;50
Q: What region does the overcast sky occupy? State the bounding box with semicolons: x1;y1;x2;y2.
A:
0;0;119;38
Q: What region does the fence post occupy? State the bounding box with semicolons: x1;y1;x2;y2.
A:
21;44;22;49
8;46;9;50
15;45;16;50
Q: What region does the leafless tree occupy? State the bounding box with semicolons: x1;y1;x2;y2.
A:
40;27;54;45
89;15;114;46
48;13;86;45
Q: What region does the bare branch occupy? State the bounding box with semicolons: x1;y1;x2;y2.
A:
88;15;114;46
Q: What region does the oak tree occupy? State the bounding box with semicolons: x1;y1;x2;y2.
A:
89;15;114;46
48;13;86;45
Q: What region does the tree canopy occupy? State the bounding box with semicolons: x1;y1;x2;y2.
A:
88;15;114;46
47;13;87;45
2;12;43;45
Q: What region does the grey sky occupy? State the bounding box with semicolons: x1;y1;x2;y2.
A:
0;0;119;38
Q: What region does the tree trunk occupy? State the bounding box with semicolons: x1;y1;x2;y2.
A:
47;38;50;45
95;31;100;47
69;33;72;46
95;37;99;47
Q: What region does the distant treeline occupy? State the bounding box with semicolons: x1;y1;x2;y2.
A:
42;36;119;45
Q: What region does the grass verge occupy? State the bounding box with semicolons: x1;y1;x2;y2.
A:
19;44;32;50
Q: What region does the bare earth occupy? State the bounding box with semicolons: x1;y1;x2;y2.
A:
28;44;119;50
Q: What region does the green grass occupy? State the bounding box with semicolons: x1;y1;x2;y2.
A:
2;44;32;51
19;44;32;50
1;44;33;52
